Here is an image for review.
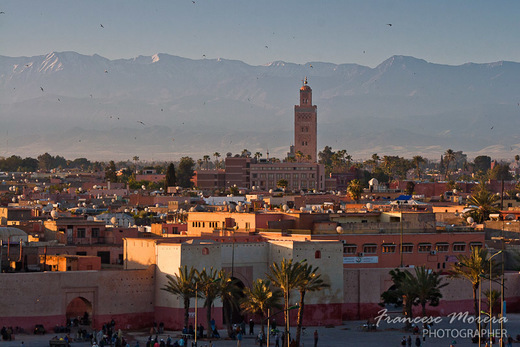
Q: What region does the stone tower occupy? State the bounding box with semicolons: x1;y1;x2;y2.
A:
294;77;317;163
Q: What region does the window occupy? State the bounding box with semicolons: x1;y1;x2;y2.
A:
363;244;377;254
343;244;357;254
418;243;432;253
470;242;482;250
77;228;86;238
401;243;414;253
435;243;449;252
382;244;396;253
202;247;209;255
245;222;250;231
315;250;321;259
453;243;466;252
91;228;100;238
162;228;167;234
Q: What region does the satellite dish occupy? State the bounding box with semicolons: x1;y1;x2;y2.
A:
111;217;117;225
282;204;289;212
336;226;344;234
366;203;373;210
269;189;273;194
156;203;160;208
50;210;58;219
467;217;474;224
300;207;305;212
142;185;146;190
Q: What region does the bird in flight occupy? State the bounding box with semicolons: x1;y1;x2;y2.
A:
100;24;104;28
265;45;268;49
40;87;44;92
0;12;5;14
137;121;145;125
104;70;108;73
386;23;392;26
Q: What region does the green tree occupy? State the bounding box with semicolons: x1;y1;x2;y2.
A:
464;184;500;223
405;181;415;195
203;155;211;169
318;146;334;174
380;268;416;327
105;160;118;183
449;248;501;329
219;271;243;337
407;266;448;317
267;258;304;340
240;279;283;335
347;179;364;202
213;152;221;169
38;152;53;171
197;267;221;337
254;152;262;161
294;263;330;347
473;156;491;173
412;156;426;179
161;265;197;330
177;157;195;188
164;163;176;191
443;149;455;180
277;179;288;189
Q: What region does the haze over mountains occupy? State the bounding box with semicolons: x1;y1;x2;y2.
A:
1;51;520;162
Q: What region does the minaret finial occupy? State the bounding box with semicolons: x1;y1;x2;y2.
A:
304;76;308;85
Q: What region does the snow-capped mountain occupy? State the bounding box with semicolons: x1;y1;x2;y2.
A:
1;51;519;161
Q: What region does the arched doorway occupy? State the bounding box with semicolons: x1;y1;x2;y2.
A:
66;297;93;326
223;277;245;326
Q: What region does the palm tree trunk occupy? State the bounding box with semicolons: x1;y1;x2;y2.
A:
184;298;190;331
206;300;212;338
295;290;306;347
473;284;480;331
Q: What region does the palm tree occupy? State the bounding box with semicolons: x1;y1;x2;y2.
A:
219;270;243;337
347;179;364;202
197;158;203;170
202;155;211;170
443;149;455;180
254;152;262;161
483;289;501;316
240;279;283;335
196;267;221;337
267;258;304;340
161;265;197;330
380;268;417;328
213;152;221;169
294;263;330;347
464;185;500;223
449;248;501;329
412;156;426;179
407;266;448;317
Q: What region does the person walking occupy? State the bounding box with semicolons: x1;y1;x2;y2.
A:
249;319;254;336
313;330;318;347
236;331;243;347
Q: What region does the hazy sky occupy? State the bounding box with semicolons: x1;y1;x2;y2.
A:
1;1;520;67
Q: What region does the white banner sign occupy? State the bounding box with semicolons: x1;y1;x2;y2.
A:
343;256;379;264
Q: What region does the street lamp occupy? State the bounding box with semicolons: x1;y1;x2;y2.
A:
488;250;503;347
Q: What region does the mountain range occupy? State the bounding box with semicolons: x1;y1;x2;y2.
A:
1;51;520;162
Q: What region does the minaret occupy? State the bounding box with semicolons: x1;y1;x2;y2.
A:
294;77;317;163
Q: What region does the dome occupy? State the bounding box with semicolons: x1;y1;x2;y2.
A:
300;85;311;91
0;227;28;243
